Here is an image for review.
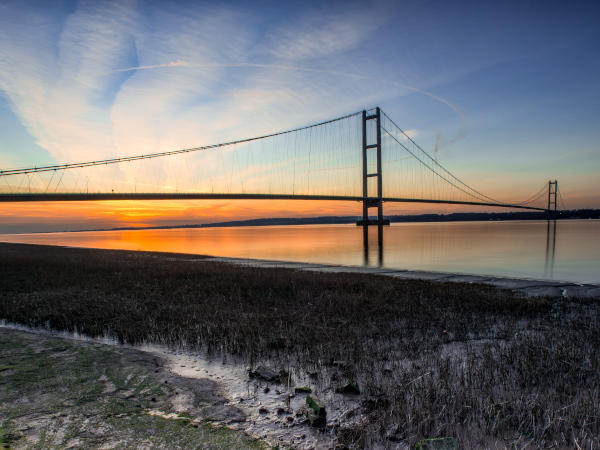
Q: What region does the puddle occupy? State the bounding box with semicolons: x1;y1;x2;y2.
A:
0;321;362;449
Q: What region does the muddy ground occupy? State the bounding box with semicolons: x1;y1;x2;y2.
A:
0;328;266;449
1;243;599;448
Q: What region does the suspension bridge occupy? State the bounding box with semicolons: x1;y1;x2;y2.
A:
0;107;564;223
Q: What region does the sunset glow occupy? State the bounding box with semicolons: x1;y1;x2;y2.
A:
1;1;598;232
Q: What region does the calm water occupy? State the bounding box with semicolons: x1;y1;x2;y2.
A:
1;220;599;284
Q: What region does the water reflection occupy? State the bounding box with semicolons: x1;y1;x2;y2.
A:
363;219;561;277
363;224;384;267
545;220;557;278
1;220;598;283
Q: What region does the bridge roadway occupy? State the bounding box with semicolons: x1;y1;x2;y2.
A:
0;193;547;211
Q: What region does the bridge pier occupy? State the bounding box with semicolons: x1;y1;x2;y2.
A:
363;223;385;267
360;107;387;266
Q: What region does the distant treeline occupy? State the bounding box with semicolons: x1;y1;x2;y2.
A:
200;209;598;227
64;209;599;233
387;209;600;223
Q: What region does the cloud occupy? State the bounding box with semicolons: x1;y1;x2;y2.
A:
112;60;191;73
0;0;467;202
263;4;387;61
404;129;419;139
0;0;140;164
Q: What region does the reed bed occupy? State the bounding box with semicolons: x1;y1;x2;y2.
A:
1;243;598;448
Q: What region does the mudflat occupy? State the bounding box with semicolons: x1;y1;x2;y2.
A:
1;242;599;448
0;327;264;449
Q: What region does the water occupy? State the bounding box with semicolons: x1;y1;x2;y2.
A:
1;219;599;284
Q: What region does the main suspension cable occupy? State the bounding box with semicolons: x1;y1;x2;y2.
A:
381;110;503;204
1;111;362;176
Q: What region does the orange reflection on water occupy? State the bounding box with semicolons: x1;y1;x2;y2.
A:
1;220;599;283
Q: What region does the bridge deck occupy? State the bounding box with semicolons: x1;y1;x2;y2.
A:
0;193;547;211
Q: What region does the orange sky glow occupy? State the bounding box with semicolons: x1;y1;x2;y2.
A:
0;199;551;234
1;2;598;234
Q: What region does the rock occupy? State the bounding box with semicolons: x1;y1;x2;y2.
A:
307;409;326;427
259;407;269;414
337;382;360;395
415;437;458;450
305;395;326;427
249;366;280;382
306;395;326;416
295;386;312;394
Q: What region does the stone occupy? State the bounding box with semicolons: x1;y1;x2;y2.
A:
295;386;312;393
249;365;280;382
338;382;360;395
305;395;326;427
307;409;326;427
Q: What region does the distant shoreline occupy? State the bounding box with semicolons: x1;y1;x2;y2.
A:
6;208;600;235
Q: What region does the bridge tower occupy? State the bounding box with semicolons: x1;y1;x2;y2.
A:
547;180;558;211
360;107;388;266
360;107;388;226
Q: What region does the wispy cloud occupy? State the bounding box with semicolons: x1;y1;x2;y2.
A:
263;4;386;61
0;0;140;164
0;0;464;194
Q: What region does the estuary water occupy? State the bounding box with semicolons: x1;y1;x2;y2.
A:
1;219;598;284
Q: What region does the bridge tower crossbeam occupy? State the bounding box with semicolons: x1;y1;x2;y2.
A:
359;107;389;227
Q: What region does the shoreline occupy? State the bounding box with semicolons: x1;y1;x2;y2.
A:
199;255;600;299
2;211;599;235
3;241;599;298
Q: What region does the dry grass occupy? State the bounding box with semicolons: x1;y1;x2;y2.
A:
1;243;598;448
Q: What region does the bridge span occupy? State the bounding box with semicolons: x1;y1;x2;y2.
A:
0;192;547;212
0;107;561;218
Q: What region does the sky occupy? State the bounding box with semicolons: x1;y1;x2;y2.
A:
0;0;599;233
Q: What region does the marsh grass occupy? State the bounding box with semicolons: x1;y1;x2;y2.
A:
1;243;598;448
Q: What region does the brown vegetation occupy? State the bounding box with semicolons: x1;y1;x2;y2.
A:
0;243;598;448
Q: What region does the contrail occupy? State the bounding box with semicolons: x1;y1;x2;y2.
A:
112;61;467;147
